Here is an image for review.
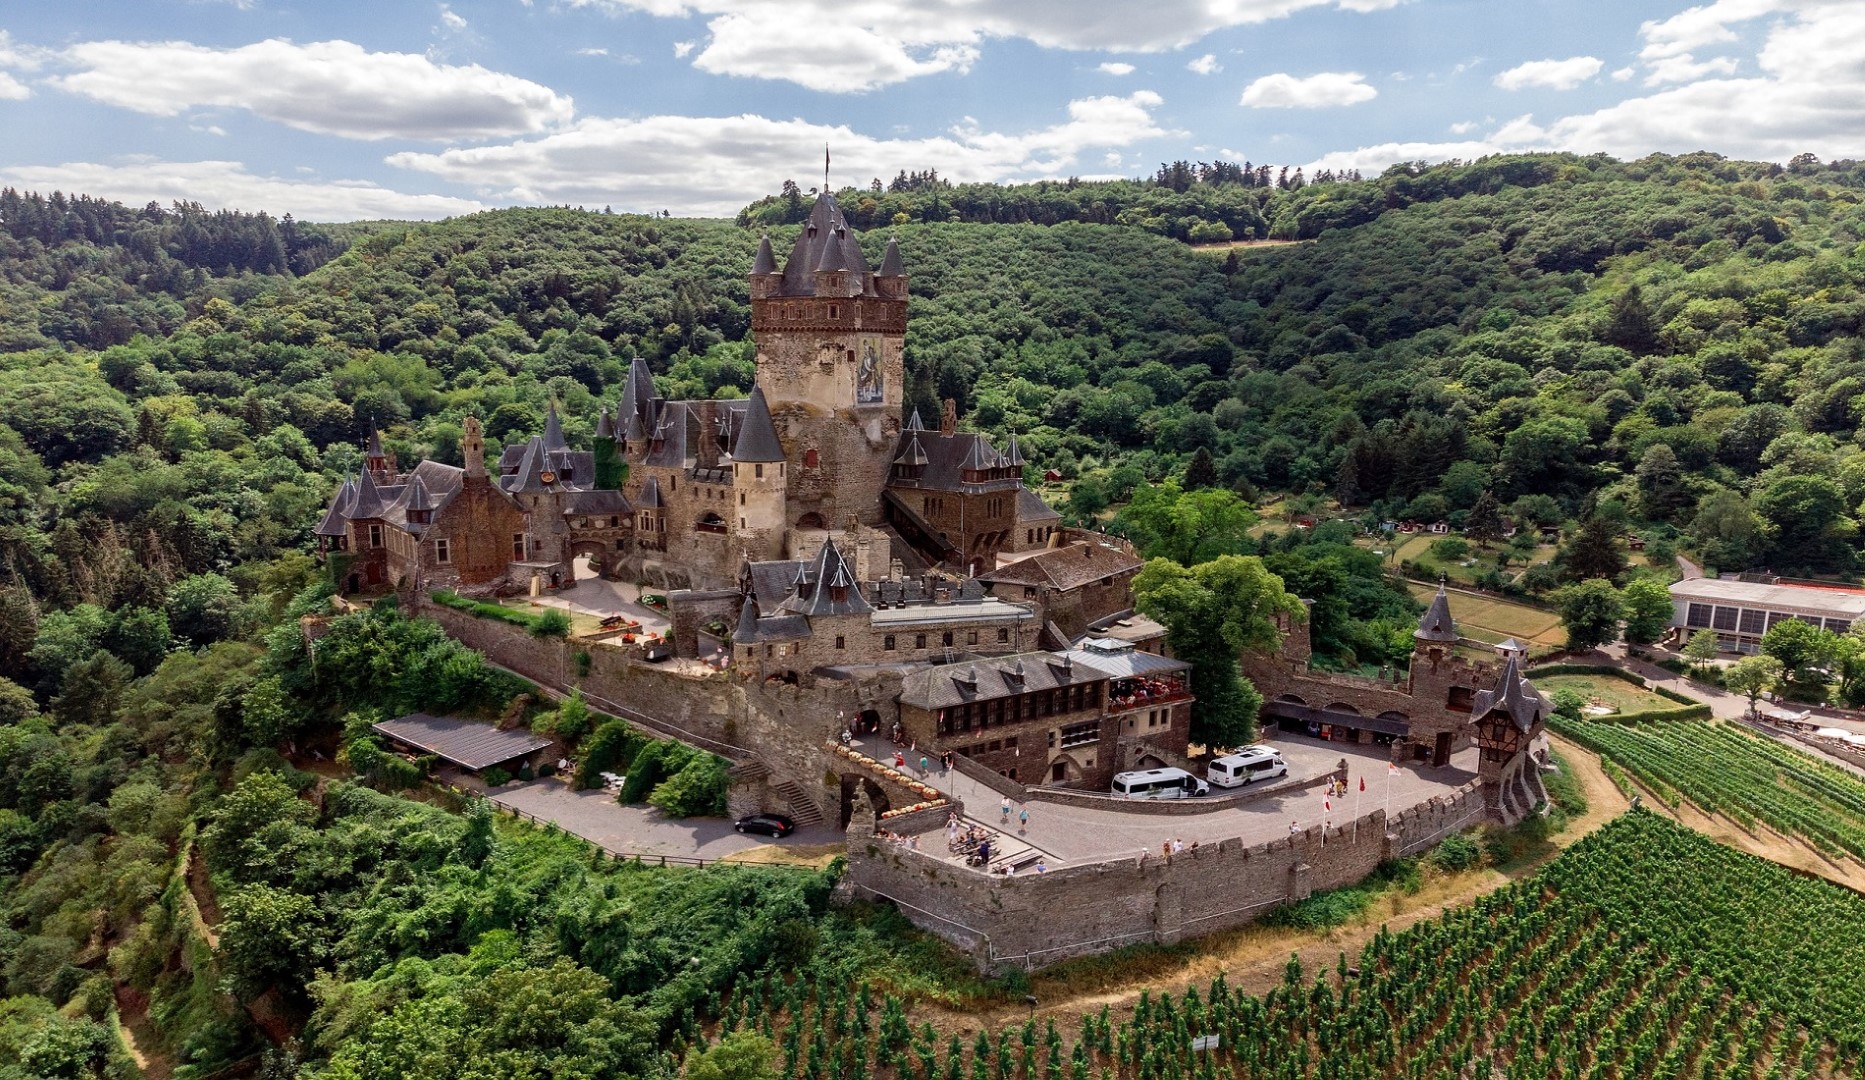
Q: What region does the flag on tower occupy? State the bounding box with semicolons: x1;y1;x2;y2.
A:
1360;776;1366;792
1324;796;1332;813
1388;761;1399;775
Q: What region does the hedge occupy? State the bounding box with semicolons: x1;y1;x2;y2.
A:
432;589;551;631
1527;664;1649;685
1583;704;1714;725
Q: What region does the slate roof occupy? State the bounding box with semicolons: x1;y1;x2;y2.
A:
741;559;809;610
373;713;550;771
1415;583;1458;643
644;403;698;469
978;542;1143;593
315;478;356;536
899;651;1102;710
752;234;778;275
733;594;813;644
783;539;872;617
1016;488;1061;524
618;358;656;441
886;429;1023;493
878;235;904;277
564;488;632;515
1062;646;1191;680
732;386;785;463
774;193;875;298
638;476;664;508
365;422;385;457
594;407;614;440
542;402;568;452
349;467;388;519
1470;653;1547;733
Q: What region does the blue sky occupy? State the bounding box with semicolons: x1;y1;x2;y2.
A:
0;0;1857;220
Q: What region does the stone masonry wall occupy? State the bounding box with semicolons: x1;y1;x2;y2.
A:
844;779;1483;971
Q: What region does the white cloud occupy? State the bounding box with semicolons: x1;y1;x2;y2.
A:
1240;71;1376;108
439;5;469;30
0;159;487;220
1611;65;1636;80
388;91;1173;215
1448;120;1476;134
1187;53;1220;75
1493;56;1602;91
1098;61;1135;75
561;0;1408;91
50;38;573;140
0;72;26;100
1643;53;1739;84
673;40;696;57
1638;0;1781;60
1310;2;1865;177
578;47;609;56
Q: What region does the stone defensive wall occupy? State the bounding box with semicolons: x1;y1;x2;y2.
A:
844;779;1483;971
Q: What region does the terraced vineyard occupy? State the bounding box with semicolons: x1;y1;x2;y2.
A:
724;814;1863;1079
1552;716;1865;860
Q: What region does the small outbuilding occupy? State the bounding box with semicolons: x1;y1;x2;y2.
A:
373;713;551;776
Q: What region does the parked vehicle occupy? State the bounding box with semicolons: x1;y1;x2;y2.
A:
1208;746;1289;788
734;812;797;837
1112;767;1208;799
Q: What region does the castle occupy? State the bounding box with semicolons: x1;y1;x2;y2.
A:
312;191;1550;961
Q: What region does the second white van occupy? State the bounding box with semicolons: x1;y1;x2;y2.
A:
1207;746;1288;789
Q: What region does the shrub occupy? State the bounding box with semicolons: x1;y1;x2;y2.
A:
575;720;645;790
621;740;697;803
480;767;512;788
647;753;730;818
532;610;572;638
1429;832;1485;872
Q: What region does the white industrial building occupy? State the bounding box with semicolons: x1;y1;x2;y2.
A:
1669;577;1865;653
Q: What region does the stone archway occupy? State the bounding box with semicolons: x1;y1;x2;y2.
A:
796;511;828;530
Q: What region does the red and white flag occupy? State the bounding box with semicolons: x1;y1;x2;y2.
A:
1324;796;1332;813
1388;762;1399;776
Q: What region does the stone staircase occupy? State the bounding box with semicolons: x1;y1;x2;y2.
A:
771;778;826;827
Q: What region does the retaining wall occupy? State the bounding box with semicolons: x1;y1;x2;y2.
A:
845;779;1482;971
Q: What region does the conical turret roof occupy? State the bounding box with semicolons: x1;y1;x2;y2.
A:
735;593;761;642
904;407;927;431
365;420;385;457
893;433;929;467
878;235;904;277
349;468;387;519
1414;581;1458;643
314;479;355;536
732;386;785;463
775;192;873;296
1470;653;1547;733
1003;433;1025;467
542;401;568;452
751;234;778;275
595;407;614;440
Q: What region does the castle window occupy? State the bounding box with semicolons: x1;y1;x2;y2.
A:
968;630;979;646
616;540;625;550
804;448;819;469
755;464;764;479
942;631;954;647
610;516;620;527
846;349;855;363
740;493;746;505
915;634;927;649
829;304;840;319
998;628;1009;643
434;538;451;564
513;533;526;559
883;635;896;651
835;635;845;649
368;524;384;548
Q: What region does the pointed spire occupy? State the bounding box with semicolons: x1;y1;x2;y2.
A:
815;227;852;272
1003;433;1025;467
904;407;927;432
1414;579;1458;643
752;234;778;275
878;235;904;277
314;479;355;536
893;433;928;467
735;593;761;643
542;401;568;452
732;386;785;463
365;421;385;458
623;410;646;444
406;472;431;510
595;406;614;440
349;467;386;519
1471;651;1547;733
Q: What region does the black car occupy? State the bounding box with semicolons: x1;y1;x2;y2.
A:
734;813;796;837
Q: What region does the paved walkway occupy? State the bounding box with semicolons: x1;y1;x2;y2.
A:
913;736;1478;867
485;778;841;862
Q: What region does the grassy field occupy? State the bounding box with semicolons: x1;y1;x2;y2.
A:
1536;673;1678;714
1406;582;1566;648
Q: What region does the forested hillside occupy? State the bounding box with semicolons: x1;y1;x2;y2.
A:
9;151;1865;1077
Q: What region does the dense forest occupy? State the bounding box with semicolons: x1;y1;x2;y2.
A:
10;150;1865;1076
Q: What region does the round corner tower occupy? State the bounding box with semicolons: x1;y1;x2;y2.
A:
747;193;906;530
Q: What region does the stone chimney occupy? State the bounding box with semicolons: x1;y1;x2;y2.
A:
462;415;486;479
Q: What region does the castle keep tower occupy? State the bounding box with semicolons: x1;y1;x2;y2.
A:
748;193;906;531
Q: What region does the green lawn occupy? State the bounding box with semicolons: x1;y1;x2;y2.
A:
1536;674;1677;714
1406;582;1566;647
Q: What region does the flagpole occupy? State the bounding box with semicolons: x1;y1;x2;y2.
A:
1353;773;1362;843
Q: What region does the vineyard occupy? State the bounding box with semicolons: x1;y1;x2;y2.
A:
708;814;1862;1080
1551;716;1865;861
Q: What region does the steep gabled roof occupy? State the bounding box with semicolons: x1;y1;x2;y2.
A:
1016;487;1061;524
1003;434;1025;467
643;403;695;469
502;437;553;493
365;421;385;457
886;429;1023;493
314;478;355;536
1470;653;1547;733
1415;582;1458;643
731;386;785;463
788;539;871;617
638;475;663;508
349;467;387;519
899;650;1103;710
618;357;656;433
893;433;929;467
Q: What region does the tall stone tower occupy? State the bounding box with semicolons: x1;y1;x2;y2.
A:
748;192;906;530
731;386;788;561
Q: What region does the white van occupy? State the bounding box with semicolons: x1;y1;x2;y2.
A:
1207;746;1288;789
1111;767;1208;800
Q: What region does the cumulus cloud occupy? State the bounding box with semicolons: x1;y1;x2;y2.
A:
50;38;573;140
1644;53;1739;84
562;0;1403;91
1309;2;1865;176
0;159;487;220
1240;71;1376;108
387;91;1173;216
1493;56;1602;91
0;72;26;100
1187;53;1220;75
1098;61;1134;75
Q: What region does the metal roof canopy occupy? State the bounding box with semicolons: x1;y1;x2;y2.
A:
373;713;550;771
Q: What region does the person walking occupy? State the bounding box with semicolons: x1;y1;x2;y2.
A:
1017;807;1030;835
1001;796;1012;824
919;755;930;779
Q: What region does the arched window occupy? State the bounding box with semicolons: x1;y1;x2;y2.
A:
804;448;820;469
